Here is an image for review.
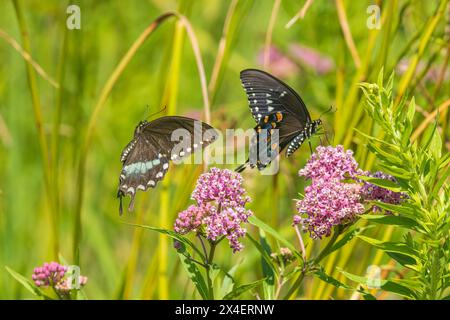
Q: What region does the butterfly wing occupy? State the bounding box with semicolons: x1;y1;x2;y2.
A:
239;69;311;170
240;69;311;126
118;116;217;214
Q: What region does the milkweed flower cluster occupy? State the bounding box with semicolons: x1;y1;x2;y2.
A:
294;146;365;239
294;145;404;239
32;261;87;295
174;168;252;252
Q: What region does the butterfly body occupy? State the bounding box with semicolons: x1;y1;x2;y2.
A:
118;116;216;214
236;69;322;172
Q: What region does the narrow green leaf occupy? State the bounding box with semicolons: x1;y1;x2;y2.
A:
338;269;415;299
223;278;266;300
5;266;45;298
360;214;419;230
125;223;205;260
428;125;442;160
357;236;419;267
218;261;241;299
406;97;415;123
381;281;416;299
368;202;418;219
248;216;296;252
314;267;353;290
58;253;70;266
328;225;372;255
177;252;209;300
357;175;403;192
247;233;277;276
258;230;275;299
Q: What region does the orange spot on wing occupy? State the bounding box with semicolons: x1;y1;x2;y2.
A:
276;112;283;122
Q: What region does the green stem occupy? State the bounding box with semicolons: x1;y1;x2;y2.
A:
315;226;342;264
12;0;59;258
283;226;342;300
206;241;217;300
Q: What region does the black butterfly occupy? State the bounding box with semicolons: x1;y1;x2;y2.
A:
235;69;322;172
118;116;217;214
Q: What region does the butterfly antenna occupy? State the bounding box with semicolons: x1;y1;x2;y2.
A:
146;105;167;120
319;105;334;118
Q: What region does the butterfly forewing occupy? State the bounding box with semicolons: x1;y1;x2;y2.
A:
118;116;217;214
240;69;311;126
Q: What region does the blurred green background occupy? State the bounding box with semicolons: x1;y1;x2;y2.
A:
0;0;448;299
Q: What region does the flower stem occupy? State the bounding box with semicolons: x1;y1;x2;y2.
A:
294;225;307;261
314;226;341;264
283;226;342;300
206;241;217;300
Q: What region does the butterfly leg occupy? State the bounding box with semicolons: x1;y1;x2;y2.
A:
117;190;124;215
308;141;313;155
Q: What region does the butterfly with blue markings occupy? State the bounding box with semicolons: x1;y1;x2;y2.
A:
118;116;217;214
235;69;322;172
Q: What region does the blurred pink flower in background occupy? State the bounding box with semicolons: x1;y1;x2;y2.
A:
289;44;335;75
257;46;299;78
396;58;449;83
257;44;334;78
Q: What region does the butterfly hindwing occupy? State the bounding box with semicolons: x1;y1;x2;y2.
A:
118;116;217;214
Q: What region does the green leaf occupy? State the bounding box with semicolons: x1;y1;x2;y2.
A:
58;253;70;266
328;225;372;255
338;269;415;299
177;252;209;300
428;124;442;160
381;281;416;299
367;202;419;220
5;266;46;298
218;261;241;299
360;214;419;230
76;289;88;300
357;175;403;192
406;97;415;123
314;267;353;290
367;143;403;166
258;230;276;299
248;216;296;253
222;278;266;300
247;233;277;276
357;236;419;267
420;121;437;151
433;164;450;196
125;223;205;260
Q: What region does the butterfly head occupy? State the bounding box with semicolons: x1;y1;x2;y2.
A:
308;119;322;136
134;120;148;136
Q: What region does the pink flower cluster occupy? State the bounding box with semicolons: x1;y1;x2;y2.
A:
32;261;87;294
294;145;403;239
294;146;365;239
174;168;252;252
32;262;66;287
